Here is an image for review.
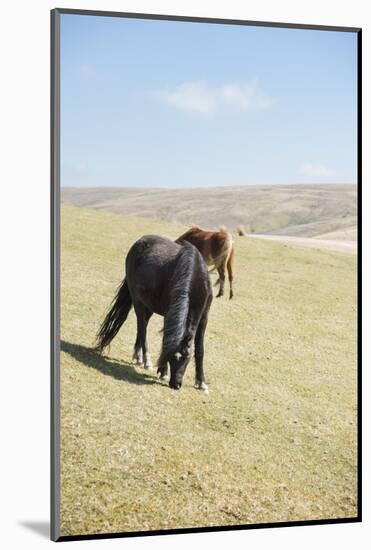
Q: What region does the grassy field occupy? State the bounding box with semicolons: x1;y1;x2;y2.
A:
60;203;358;537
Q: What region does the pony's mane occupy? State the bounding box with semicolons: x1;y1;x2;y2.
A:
158;243;200;364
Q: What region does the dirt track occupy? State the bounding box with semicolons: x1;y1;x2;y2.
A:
248;234;357;255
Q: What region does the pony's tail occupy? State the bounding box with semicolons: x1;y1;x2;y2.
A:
158;244;197;365
94;279;132;353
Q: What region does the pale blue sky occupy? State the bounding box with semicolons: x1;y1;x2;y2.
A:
60;14;357;187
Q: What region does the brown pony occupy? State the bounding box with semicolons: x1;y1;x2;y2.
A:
177;225;234;299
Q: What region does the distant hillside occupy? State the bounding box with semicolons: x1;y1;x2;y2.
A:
61;184;357;238
314;226;357;241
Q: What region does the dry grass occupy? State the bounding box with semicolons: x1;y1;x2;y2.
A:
60;203;358;537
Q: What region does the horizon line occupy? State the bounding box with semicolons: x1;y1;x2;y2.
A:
61;182;357;189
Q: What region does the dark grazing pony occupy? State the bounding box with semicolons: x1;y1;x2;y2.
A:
95;235;212;391
177;225;235;299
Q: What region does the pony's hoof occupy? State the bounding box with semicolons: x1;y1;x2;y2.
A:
143;354;153;370
194;381;209;393
133;351;143;365
144;359;153;370
216;292;224;298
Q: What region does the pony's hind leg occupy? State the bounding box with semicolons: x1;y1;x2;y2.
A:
227;246;234;299
215;265;226;298
133;306;153;369
132;334;143;364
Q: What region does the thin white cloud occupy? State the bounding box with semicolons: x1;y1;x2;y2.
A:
221;80;273;110
162;82;217;114
300;162;335;178
160;79;273;114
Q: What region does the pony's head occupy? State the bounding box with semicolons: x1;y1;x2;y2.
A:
168;336;193;390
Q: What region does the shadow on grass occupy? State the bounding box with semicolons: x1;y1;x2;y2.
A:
61;340;158;386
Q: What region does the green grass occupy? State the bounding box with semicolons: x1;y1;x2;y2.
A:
60;203;358;536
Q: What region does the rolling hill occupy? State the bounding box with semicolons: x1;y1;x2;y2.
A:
61;184;357;239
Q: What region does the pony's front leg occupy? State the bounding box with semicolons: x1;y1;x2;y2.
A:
157;362;169;381
194;314;209;392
